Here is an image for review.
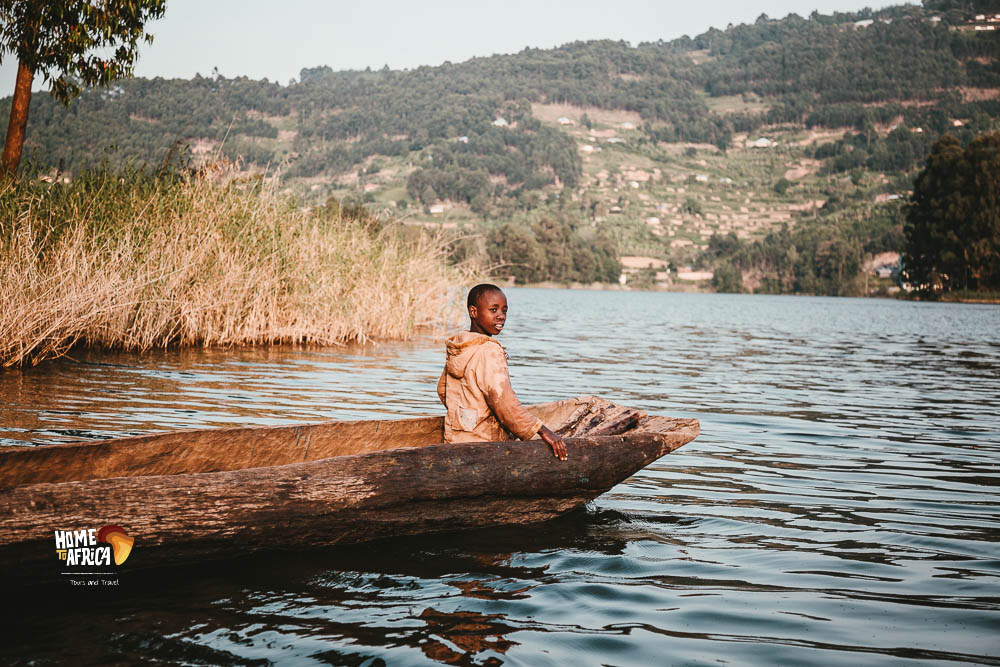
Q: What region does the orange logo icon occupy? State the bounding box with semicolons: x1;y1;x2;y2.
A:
97;525;134;565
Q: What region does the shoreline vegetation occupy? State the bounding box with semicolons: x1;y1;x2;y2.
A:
2;154;994;369
4;5;996;321
514;281;1000;304
937;290;1000;304
0;165;478;368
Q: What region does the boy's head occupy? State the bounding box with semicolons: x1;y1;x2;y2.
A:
467;283;507;336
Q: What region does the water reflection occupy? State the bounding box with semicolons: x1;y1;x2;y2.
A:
416;608;519;664
3;291;1000;665
0;341;449;446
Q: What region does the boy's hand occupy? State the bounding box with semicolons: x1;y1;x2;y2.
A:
538;425;568;461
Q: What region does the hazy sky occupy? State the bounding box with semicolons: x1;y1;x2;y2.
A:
1;0;898;96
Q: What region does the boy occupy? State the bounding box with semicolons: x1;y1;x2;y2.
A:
437;284;568;460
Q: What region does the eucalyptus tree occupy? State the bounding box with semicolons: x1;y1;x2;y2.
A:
0;0;165;176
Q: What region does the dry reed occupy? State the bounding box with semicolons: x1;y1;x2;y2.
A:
0;168;478;367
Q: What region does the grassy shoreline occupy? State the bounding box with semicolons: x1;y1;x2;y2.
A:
0;168;477;367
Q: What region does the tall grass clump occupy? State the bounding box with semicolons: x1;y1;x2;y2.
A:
0;166;479;366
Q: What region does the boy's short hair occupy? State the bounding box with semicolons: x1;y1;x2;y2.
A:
467;283;503;309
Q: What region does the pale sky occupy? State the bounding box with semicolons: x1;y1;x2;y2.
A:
1;0;899;96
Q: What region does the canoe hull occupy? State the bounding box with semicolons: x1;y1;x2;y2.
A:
0;398;699;574
1;491;599;575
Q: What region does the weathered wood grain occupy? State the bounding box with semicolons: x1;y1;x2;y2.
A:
0;396;699;572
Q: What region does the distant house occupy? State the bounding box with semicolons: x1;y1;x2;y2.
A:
492;117;508;127
606;137;623;144
557;116;573;125
747;137;775;148
854;19;873;28
875;193;904;203
620;121;636;130
457;135;469;143
695;174;709;183
579;144;595;153
429;204;445;214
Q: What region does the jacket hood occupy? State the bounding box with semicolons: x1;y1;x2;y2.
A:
445;331;502;378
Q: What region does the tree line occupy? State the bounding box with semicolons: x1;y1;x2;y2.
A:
5;0;997;214
2;0;996;296
700;131;1000;298
702;206;906;296
485;218;621;285
903;132;1000;294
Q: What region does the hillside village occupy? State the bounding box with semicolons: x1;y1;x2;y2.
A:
10;1;1000;295
321;101;917;289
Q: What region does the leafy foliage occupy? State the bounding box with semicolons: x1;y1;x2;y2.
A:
10;2;997;194
4;2;998;293
903;132;1000;293
0;0;165;101
703;202;906;296
0;0;165;174
488;218;620;284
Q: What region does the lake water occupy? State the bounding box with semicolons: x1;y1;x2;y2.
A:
3;289;999;666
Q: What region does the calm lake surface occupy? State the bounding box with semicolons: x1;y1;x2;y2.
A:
3;289;999;666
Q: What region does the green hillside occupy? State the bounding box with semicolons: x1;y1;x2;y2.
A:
5;0;999;294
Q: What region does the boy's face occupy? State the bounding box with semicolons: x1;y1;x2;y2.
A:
469;289;508;336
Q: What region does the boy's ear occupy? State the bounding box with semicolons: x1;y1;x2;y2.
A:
468;304;478;319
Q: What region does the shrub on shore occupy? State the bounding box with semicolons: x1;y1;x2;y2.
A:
0;167;477;367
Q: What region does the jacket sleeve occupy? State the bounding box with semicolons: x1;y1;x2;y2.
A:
475;345;543;441
436;368;447;407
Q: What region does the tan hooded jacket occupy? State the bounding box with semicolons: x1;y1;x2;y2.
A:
436;331;543;443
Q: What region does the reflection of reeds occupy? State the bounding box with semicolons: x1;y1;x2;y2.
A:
1;168;478;367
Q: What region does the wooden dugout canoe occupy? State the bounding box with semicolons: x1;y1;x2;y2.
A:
0;396;698;573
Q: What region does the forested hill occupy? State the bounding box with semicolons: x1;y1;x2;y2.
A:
12;1;998;183
4;0;999;295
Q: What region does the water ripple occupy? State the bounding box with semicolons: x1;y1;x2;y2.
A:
4;290;1000;665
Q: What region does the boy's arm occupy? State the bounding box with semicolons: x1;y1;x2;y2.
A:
476;347;541;440
436;368;447;407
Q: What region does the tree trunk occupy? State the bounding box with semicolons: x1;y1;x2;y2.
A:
1;60;34;178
